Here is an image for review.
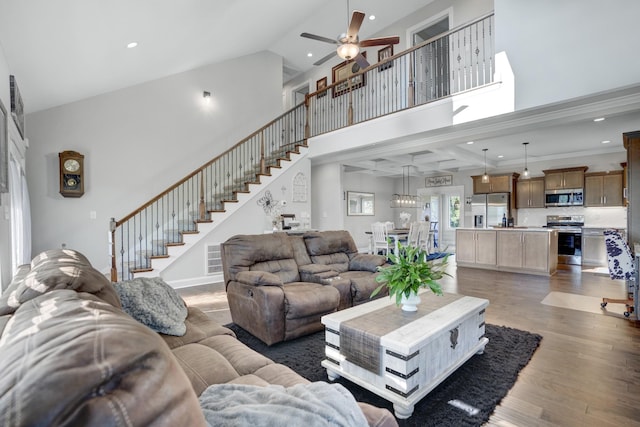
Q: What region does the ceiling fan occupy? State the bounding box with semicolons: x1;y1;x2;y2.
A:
300;6;399;69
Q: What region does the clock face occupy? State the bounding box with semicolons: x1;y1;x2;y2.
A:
64;159;80;172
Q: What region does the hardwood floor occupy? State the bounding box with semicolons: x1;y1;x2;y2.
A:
178;259;640;426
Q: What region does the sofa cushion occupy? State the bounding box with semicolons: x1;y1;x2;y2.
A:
303;230;358;257
284;282;340;319
222;233;301;285
160;307;235;349
171;343;241;395
114;277;188;336
309;252;351;273
250;259;300;284
199;334;273;376
236;270;283;286
0;289;205;426
0;249;120;316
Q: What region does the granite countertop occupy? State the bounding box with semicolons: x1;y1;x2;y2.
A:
457;227;552;232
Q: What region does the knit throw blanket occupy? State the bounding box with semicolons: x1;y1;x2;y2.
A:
199;382;368;427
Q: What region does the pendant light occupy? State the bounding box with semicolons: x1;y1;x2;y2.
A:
481;148;490;183
391;165;418;208
522;142;530;179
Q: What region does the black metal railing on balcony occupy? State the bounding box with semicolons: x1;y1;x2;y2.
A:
110;12;494;281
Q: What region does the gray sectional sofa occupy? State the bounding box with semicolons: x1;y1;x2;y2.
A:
0;248;397;427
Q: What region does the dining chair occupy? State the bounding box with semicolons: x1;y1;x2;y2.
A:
405;222;422;246
430;221;439;249
601;229;635;318
371;222;391;256
417;221;432;253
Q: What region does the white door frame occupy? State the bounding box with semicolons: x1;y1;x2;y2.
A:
417;184;464;251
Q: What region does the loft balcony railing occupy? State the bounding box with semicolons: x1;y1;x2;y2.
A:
110;12;494;281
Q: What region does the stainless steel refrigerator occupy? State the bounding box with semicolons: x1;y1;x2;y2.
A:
471;193;510;228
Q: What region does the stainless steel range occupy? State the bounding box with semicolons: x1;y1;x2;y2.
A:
545;215;584;265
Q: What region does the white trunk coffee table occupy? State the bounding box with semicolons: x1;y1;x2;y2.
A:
321;291;489;419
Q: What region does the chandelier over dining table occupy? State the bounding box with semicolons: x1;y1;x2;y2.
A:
391;165;418;208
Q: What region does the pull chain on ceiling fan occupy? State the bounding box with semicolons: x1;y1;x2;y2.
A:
300;1;400;69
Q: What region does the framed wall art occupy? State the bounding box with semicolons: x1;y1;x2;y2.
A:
10;75;25;139
0;98;8;193
377;45;393;72
347;191;375;216
316;76;327;98
331;52;367;98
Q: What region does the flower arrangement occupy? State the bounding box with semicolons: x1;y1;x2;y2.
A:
399;211;411;228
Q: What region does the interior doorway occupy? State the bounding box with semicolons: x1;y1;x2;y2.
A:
409;13;450;103
417;185;463;252
291;82;309;108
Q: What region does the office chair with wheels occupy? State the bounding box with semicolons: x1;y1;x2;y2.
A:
601;229;635;317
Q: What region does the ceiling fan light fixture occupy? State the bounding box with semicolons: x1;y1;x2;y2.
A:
481;148;490;183
337;43;359;60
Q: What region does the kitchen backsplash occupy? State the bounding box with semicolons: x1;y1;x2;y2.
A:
516;206;627;228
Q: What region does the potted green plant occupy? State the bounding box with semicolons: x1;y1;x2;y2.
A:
371;241;450;311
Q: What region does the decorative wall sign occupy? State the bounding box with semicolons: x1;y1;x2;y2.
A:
292;172;307;202
425;175;453;187
10;75;25;139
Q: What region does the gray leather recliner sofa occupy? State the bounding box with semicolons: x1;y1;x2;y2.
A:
221;230;388;346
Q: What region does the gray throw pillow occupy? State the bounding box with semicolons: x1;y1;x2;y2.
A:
114;277;188;336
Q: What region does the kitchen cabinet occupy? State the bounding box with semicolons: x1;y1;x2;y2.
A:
456;229;496;266
584;171;623;207
543;166;588;190
581;228;607;267
497;231;554;272
471;173;518;194
456;228;558;276
516;178;545;208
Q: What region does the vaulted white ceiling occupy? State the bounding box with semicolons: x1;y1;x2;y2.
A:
1;0;637;177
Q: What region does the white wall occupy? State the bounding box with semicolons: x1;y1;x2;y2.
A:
342;171;395;251
26;51;284;272
495;0;640;110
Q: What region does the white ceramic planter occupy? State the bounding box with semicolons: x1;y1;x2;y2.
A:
400;291;421;312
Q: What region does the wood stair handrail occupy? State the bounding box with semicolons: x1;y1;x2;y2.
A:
114;104;307;226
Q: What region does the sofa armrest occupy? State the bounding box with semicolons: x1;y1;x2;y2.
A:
236;271;283;287
349;254;387;272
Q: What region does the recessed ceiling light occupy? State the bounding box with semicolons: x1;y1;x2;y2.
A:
369;15;376;20
498;155;504;158
466;141;474;145
602;140;611;144
307;52;313;57
127;42;138;49
593;117;605;122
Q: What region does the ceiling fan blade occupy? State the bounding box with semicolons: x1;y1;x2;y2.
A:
347;11;365;40
354;53;370;70
300;32;338;45
313;51;337;66
359;36;400;47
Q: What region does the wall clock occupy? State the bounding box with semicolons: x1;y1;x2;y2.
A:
59;150;84;197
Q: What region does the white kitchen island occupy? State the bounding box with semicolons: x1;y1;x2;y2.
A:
456;227;558;276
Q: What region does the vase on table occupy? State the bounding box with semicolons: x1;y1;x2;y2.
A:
400;290;421;312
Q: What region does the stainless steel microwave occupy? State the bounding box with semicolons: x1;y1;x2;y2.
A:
545;189;583;207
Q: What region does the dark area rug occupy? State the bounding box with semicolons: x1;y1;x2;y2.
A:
225;323;541;427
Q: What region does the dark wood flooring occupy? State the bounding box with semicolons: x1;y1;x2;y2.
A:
178;260;640;426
